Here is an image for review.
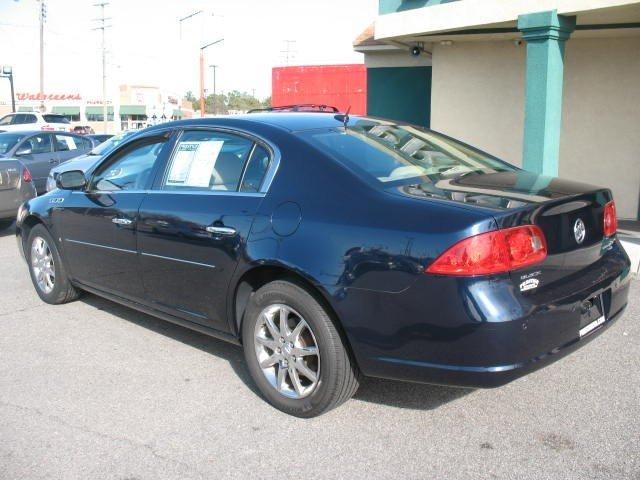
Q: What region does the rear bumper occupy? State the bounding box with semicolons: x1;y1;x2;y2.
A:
338;239;632;388
373;301;627;388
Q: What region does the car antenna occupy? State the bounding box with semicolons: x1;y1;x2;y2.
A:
334;106;351;132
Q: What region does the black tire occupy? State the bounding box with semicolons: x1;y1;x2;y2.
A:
27;224;80;304
0;219;14;230
242;280;360;417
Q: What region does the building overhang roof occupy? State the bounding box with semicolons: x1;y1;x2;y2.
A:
375;0;640;42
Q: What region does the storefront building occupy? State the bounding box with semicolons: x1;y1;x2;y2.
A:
0;84;194;134
356;0;640;221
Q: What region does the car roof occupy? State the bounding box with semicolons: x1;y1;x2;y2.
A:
143;112;362;134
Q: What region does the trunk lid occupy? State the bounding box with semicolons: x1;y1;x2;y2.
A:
0;160;22;191
390;170;614;289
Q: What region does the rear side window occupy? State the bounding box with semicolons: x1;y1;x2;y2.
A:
162;130;254;192
43;114;71;124
54;134;79;151
240;145;271;193
16;114;37;124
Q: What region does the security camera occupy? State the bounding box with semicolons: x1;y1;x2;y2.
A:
411;46;421;57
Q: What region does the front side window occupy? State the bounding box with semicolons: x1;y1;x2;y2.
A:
25;134;52;154
92;138;166;191
0;115;15;126
162;130;254;191
299;120;516;185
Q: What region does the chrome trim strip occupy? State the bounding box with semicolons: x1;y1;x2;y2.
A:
65;238;136;254
145;190;264;197
140;252;216;269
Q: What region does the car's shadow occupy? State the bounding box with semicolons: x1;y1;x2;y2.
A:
0;223;16;238
80;293;472;412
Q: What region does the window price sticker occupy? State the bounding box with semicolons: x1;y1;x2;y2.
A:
167;140;224;187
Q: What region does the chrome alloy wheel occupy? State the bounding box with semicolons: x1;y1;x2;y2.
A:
31;236;55;294
254;304;320;399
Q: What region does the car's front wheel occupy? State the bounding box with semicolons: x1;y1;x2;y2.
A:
27;224;79;304
242;280;360;417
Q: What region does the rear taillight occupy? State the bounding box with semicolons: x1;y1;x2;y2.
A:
603;201;617;237
22;167;32;183
426;225;547;276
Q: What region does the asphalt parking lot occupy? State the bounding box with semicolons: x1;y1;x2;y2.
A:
0;227;638;480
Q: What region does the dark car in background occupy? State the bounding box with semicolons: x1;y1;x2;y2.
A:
46;130;136;192
72;125;96;135
0;131;93;194
16;113;631;417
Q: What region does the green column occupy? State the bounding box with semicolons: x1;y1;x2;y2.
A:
518;10;575;176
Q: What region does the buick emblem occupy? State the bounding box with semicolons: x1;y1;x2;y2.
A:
574;218;586;244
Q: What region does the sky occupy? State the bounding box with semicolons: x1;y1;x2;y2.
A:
0;0;378;103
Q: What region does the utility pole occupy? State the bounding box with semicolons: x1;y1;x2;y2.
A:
199;39;223;117
1;66;15;113
209;65;217;114
93;3;111;134
281;40;297;66
38;0;46;111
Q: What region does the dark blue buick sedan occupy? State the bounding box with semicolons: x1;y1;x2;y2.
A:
16;113;631;417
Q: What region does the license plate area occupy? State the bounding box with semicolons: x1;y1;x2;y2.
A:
579;294;606;337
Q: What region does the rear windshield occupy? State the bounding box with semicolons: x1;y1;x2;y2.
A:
0;133;25;154
43;114;71;124
299;120;516;185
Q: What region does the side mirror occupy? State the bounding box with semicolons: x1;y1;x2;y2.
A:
14;146;32;156
56;170;86;190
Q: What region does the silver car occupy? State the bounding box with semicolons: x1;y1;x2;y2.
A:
0;159;36;229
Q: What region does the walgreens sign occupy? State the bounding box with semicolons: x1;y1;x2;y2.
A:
16;92;82;101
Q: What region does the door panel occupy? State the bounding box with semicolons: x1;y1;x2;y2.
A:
58;191;146;299
137;193;262;331
55;134;172;299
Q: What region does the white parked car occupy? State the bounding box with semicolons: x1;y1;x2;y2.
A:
0;112;71;133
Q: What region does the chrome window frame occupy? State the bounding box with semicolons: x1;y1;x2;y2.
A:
157;126;280;197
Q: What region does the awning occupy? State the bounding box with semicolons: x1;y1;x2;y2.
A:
86;106;114;115
119;105;146;115
172;109;184;118
51;106;80;115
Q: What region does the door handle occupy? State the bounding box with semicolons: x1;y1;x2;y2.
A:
205;225;236;235
112;217;133;226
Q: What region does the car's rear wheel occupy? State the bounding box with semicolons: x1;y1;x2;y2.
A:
242;280;360;417
27;224;79;304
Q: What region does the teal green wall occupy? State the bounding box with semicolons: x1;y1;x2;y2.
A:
367;67;432;127
379;0;459;15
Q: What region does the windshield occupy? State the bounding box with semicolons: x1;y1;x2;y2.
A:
90;130;135;156
299;120;516;185
0;133;26;155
